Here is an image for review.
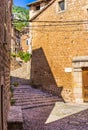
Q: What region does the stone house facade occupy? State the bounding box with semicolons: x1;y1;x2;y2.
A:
0;0;12;130
28;0;88;103
21;27;31;53
11;26;21;54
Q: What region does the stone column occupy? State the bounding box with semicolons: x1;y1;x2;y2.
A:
72;56;88;103
72;68;83;103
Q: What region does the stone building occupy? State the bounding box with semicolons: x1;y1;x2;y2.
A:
11;26;21;54
28;0;88;103
0;0;12;130
21;27;31;53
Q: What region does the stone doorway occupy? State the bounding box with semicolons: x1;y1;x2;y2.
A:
72;56;88;103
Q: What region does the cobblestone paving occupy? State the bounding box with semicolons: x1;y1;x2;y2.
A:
13;85;88;130
23;108;88;130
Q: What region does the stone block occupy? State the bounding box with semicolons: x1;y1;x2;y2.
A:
7;106;23;130
73;87;82;94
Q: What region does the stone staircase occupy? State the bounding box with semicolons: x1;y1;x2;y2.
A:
13;85;62;110
10;85;88;130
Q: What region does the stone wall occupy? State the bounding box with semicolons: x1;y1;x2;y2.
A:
10;57;22;71
21;33;29;52
11;26;21;54
30;0;88;102
21;27;32;53
10;61;31;85
0;0;12;130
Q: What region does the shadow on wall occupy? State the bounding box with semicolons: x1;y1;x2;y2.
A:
30;47;63;97
10;76;30;85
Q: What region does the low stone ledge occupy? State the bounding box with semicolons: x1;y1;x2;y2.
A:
72;56;88;62
7;106;23;130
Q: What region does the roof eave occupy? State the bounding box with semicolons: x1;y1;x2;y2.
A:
29;0;55;22
27;0;46;7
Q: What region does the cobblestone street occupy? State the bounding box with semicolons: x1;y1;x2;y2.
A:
13;85;88;130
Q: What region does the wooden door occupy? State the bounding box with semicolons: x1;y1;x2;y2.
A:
82;68;88;102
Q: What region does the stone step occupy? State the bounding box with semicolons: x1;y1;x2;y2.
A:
14;86;33;89
13;95;54;99
14;87;52;95
14;88;43;90
13;90;50;94
13;92;50;96
14;94;49;97
13;95;58;100
22;102;56;110
7;106;23;130
14;87;42;91
15;91;53;94
12;97;59;103
15;100;60;106
16;99;61;104
14;98;59;103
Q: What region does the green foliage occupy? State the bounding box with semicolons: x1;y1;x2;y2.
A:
10;86;14;93
18;51;24;59
10;85;15;105
12;5;29;31
18;51;32;62
11;99;16;106
11;51;32;62
12;82;19;87
11;53;17;57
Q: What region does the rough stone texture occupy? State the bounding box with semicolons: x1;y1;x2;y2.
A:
21;32;29;52
12;85;62;109
29;0;88;102
7;106;23;130
0;0;12;130
12;85;88;130
21;27;31;53
72;56;88;103
11;26;21;54
10;61;31;85
10;57;22;71
45;102;88;123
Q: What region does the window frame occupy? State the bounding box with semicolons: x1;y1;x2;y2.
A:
59;0;65;11
36;5;40;11
57;0;67;13
26;39;29;45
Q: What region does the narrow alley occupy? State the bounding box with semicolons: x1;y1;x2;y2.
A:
1;0;88;130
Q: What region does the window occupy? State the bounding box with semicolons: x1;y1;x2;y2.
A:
36;5;40;10
87;9;88;15
26;39;29;45
58;0;65;11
